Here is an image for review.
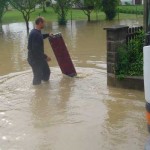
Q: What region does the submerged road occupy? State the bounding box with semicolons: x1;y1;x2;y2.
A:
0;67;147;150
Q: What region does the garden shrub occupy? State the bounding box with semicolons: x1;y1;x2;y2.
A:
116;30;145;79
102;0;118;20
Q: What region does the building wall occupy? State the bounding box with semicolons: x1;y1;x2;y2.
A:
121;0;143;5
135;0;143;4
51;0;57;4
121;0;133;5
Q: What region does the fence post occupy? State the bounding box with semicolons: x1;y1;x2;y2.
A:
104;25;129;86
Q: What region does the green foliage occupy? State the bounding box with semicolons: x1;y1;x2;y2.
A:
118;5;144;15
0;0;8;23
46;0;51;7
58;15;67;25
38;0;47;12
2;7;142;24
116;45;129;79
9;0;38;31
52;0;71;25
116;30;145;80
94;0;102;11
75;0;102;22
102;0;118;20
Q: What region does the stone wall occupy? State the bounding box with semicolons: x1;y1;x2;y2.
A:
104;25;144;91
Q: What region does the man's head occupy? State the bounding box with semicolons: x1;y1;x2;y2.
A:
35;17;45;30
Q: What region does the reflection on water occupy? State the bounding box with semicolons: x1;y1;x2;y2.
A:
0;68;147;150
0;19;147;150
105;88;146;150
0;22;34;75
31;77;75;128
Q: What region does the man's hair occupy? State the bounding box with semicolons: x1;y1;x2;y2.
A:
35;17;45;25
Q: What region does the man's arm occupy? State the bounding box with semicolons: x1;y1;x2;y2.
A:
42;33;52;61
43;33;53;39
43;34;49;39
42;34;49;59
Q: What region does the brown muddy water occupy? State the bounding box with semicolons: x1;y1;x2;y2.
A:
0;19;148;150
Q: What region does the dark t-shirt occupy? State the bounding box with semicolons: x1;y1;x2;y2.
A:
27;29;49;63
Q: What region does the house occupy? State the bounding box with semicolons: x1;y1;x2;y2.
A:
121;0;143;5
51;0;57;4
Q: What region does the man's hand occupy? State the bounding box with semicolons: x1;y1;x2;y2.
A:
49;33;53;37
46;56;51;62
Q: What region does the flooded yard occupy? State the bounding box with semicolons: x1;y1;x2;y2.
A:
0;19;148;150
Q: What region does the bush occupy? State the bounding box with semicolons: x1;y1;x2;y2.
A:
58;16;67;25
118;6;144;15
116;30;145;79
102;0;118;20
52;0;71;25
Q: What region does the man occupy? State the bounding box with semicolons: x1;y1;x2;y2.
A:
28;17;51;85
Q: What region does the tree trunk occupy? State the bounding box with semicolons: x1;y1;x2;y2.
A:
62;8;65;20
96;11;98;21
0;23;3;34
24;16;29;33
42;1;46;12
26;20;29;33
87;13;91;22
0;17;2;24
0;11;3;24
5;4;8;11
59;7;66;25
86;10;91;22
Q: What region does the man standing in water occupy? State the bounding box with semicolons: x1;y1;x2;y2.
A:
28;17;51;85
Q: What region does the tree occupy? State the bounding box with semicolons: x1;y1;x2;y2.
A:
9;0;38;32
38;0;47;12
0;0;8;23
94;0;102;20
102;0;118;20
144;0;150;32
75;0;101;22
51;0;71;25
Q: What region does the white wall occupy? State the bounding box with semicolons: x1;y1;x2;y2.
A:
121;0;133;5
51;0;57;4
121;0;143;5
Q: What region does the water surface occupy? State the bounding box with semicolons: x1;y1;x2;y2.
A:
0;19;147;150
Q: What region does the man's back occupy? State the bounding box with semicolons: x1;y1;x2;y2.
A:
28;29;44;63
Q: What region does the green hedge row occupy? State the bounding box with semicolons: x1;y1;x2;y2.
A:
118;9;143;15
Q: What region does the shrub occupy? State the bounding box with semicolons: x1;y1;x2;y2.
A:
102;0;118;20
116;30;145;79
52;0;71;25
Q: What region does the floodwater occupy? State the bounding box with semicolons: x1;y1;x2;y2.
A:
0;19;148;150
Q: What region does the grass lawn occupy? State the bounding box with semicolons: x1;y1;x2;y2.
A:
2;7;143;24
